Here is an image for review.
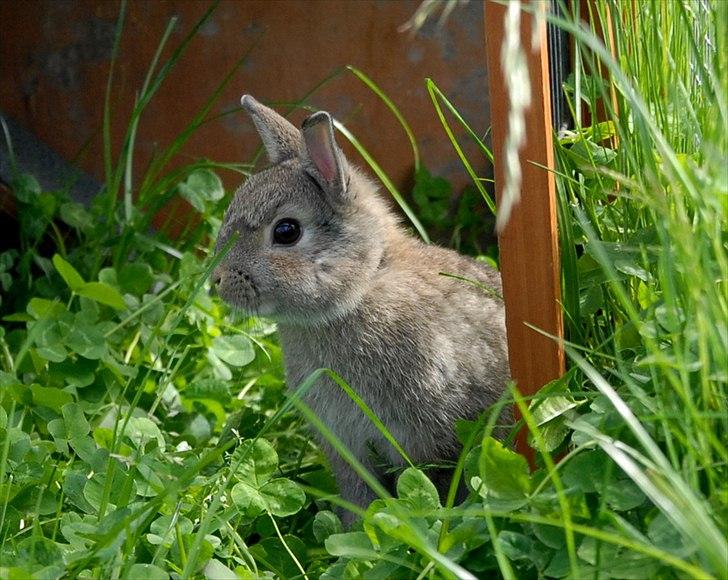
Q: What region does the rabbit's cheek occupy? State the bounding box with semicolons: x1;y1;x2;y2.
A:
268;254;312;287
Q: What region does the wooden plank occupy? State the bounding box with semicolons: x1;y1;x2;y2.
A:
484;0;566;464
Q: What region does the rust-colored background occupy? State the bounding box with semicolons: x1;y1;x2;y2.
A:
0;0;492;210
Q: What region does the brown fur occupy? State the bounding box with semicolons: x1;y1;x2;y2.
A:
214;96;510;521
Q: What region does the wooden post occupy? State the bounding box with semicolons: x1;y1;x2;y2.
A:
484;0;565;464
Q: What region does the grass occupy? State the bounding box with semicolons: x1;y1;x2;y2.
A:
0;0;726;578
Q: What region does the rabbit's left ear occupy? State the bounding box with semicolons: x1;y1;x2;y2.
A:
241;95;300;164
302;112;349;205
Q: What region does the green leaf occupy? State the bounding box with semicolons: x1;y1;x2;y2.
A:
313;510;343;543
249;535;308;579
47;418;68;443
605;477;646;511
230;481;267;518
455;416;484;446
231;476;304;518
577;536;617;566
50;357;97;388
185;378;231;404
27;297;66;319
579;284;604;317
92;427;115;451
412;167;452;225
532;418;570;452
396;467;441;511
544;547;593;578
479;437;531;499
532;522;566;550
206;350;232;381
30;384;73;411
321;562;351;579
53;254;85;291
68;435;99;465
614;259;651;282
36;342;69;363
16;536;64;568
531;395;581;426
63;469;95;513
0;271;11;293
203;559;238;580
440;517;489;554
123;417;166;452
149;515;194;547
60;513;97;550
259;478;306;517
564;138;616;172
325;532;378;559
64;322;107;360
59;201;93;230
498;530;550;569
75;282;126;310
178;169;225;212
98;267;117;286
648;512;695;557
118;262;154;296
83;469;137;514
6;427;31;462
12;173;42;203
211;334;255;367
62;403;90;439
655;303;686;333
232;438;278;483
605;551;660;579
128;564;168;580
186;413;213;444
135;461;165;497
562;450;610;493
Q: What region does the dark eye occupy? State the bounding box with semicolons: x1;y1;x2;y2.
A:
272;218;302;246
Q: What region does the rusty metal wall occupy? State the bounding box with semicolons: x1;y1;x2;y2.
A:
0;0;490;203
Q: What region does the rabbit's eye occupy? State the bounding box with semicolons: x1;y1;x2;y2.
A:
272;219;302;246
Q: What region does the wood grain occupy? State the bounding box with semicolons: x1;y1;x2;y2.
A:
484;0;566;465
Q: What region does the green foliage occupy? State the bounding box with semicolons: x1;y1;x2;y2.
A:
412;167;498;258
0;6;323;578
230;439;306;518
178;168;226;215
0;162;312;574
1;1;726;578
319;1;726;578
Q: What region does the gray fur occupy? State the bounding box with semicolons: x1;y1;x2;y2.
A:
215;96;510;520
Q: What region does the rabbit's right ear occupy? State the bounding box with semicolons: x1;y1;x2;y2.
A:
241;95;300;163
302;111;349;206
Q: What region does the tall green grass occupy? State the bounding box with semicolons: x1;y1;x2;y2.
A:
315;1;727;577
549;0;726;575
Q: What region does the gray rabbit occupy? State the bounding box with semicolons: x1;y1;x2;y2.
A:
214;96;510;520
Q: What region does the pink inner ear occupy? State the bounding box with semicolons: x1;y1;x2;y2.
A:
308;123;337;183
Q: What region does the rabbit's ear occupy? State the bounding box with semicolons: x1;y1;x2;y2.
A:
302;112;349;205
241;95;299;163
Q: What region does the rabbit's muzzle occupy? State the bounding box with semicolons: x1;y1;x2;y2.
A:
213;266;260;313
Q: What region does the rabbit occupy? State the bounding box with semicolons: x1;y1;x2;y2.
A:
213;95;510;523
